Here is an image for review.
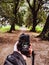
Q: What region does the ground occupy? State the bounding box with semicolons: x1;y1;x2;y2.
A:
0;30;49;65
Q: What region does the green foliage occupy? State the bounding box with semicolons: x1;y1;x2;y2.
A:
24;8;47;28
0;25;11;32
0;0;27;26
0;25;20;32
35;25;43;33
24;11;33;27
0;0;47;31
17;0;29;26
15;25;20;30
16;12;24;26
0;0;13;2
19;0;25;6
0;2;15;24
0;2;20;26
37;9;47;23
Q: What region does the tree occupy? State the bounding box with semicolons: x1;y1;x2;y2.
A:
38;15;49;40
26;0;44;32
0;2;13;26
9;0;20;32
24;11;33;28
0;0;20;32
16;0;26;26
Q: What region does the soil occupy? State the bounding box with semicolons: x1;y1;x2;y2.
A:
0;30;49;65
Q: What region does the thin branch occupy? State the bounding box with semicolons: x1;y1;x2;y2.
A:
33;0;36;9
36;0;43;12
14;0;19;15
26;0;33;9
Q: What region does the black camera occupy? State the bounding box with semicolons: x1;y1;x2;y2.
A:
17;33;30;57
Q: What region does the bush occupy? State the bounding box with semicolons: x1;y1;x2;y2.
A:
0;25;20;32
35;25;43;33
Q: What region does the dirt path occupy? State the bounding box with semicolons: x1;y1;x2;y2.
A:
0;30;49;65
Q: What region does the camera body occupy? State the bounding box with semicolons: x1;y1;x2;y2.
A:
17;34;30;57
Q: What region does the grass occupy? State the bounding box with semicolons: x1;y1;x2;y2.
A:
27;25;43;33
0;25;20;33
15;25;20;30
0;24;43;33
0;25;11;32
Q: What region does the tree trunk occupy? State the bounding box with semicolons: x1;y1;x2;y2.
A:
8;1;19;33
26;0;42;32
38;15;49;40
30;13;37;32
8;22;15;33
